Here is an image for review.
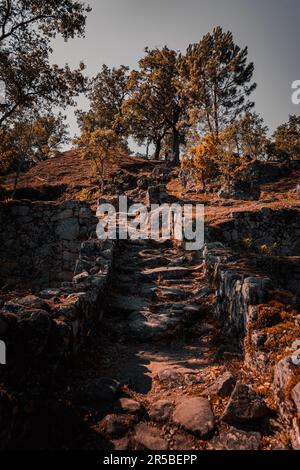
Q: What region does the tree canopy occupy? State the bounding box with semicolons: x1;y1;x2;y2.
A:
0;0;90;126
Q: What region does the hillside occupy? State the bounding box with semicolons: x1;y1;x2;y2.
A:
0;149;159;205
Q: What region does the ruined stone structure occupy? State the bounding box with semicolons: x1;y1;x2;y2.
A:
1;185;300;449
0;200;115;377
219;208;300;256
202;237;300;449
0;200;98;289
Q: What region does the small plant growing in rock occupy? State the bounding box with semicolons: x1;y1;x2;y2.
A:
258;242;278;256
251;301;300;362
241;237;253;250
255;302;284;328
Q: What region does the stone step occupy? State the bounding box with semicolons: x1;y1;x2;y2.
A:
156;286;189;301
118;283;157;299
139;256;170;269
162;279;193;286
142;265;200;281
108;295;150;313
126;310;183;341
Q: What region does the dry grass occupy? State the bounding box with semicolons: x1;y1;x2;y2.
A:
0;148;159;203
168;168;300;228
248;301;300;363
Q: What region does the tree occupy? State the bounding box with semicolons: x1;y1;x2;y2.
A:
124;69;169;161
180;26;256;138
0;45;87;127
182;133;219;191
125;47;188;164
0;111;69;197
78;65;130;139
181;112;266;191
219;112;268;160
271;115;300;162
0;1;90;44
27;112;69;161
76;128;124;193
0;0;90;126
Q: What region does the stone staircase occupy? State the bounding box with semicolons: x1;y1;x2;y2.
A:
58;238;288;451
106;239;210;341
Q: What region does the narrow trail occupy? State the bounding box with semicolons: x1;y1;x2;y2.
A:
54;238;251;451
27;170;287;451
24;218;287;450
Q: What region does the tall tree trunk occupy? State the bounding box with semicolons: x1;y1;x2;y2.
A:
213;79;219;137
172;127;180;165
154;139;162;160
201;170;206;192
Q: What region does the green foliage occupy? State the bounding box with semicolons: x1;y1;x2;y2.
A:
0;0;90;126
76;128;124;191
77;65;130;138
124;47;188;163
179;26;257;137
270;115;300;162
0;112;69;175
220;112;268;160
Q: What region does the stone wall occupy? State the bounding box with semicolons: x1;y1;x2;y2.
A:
0;233;115;449
203;241;300;449
218;208;300;256
203;242;273;348
0;200;97;289
0;199;117;376
0;237;115;377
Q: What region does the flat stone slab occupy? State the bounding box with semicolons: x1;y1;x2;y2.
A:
172;397;215;437
110;295;150;313
128;311;181;340
116;398;143;415
142;266;196;281
157;368;204;388
158;287;188;300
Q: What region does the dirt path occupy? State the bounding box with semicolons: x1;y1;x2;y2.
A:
45;237;285;451
63;238;222;450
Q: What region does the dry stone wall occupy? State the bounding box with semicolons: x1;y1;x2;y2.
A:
219;208;300;256
0;200;98;289
0;200;116;377
203;241;300;449
203;242;273;348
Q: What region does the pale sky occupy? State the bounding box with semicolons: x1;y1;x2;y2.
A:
51;0;300;151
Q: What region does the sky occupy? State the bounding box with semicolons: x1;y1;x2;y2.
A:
51;0;300;152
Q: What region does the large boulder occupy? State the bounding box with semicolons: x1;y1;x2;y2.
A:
218;162;261;201
148;400;174;423
133;423;168;450
172;397;215;437
273;350;300;422
273;349;300;449
222;383;269;425
203;371;236;398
